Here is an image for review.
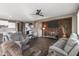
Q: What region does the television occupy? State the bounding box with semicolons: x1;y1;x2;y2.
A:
48;20;59;28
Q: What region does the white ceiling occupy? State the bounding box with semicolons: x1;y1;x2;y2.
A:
0;3;79;22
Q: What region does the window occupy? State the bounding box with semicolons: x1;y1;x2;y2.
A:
0;20;16;33
0;20;8;26
8;22;16;33
8;22;16;28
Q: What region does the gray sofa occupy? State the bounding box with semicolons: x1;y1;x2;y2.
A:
2;32;30;50
48;33;79;56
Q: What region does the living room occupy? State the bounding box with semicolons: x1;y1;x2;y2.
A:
0;3;79;56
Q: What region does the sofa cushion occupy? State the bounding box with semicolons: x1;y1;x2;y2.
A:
53;38;67;49
10;32;24;41
64;33;78;53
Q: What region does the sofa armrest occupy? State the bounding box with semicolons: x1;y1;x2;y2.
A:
15;41;22;48
53;38;67;49
22;38;29;44
49;46;67;56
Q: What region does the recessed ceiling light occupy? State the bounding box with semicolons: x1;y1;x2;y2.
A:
8;16;13;20
9;16;12;18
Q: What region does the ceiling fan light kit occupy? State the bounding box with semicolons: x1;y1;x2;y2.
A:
33;9;44;17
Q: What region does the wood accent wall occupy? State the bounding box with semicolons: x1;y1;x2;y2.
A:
42;17;72;38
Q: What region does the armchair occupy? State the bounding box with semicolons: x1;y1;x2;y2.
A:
2;32;30;51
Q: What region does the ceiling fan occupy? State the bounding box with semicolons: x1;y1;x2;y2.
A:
33;9;44;17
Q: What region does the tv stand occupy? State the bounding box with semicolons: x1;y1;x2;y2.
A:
43;35;58;40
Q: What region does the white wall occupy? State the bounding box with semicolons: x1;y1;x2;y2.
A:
35;13;77;37
77;11;79;35
72;14;77;33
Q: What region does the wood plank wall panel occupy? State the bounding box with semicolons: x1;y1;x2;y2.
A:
16;22;25;35
42;17;72;38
